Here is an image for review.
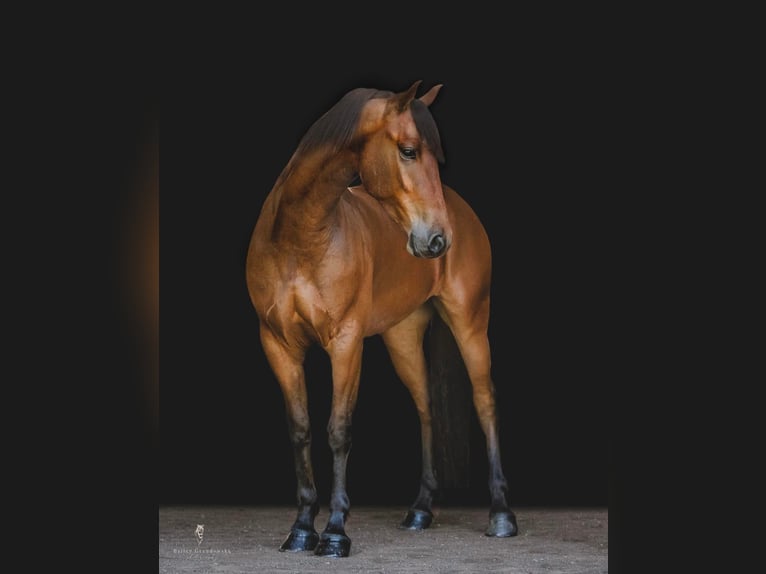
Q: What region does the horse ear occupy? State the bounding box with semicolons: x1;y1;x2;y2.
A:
418;83;443;107
396;80;423;111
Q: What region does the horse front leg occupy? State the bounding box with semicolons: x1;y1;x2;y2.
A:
259;326;319;552
314;335;364;558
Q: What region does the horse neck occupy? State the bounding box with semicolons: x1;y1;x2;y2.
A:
269;147;357;248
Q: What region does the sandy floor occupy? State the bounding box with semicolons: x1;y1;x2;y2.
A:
159;505;608;573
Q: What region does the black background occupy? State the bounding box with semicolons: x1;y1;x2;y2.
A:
160;21;621;511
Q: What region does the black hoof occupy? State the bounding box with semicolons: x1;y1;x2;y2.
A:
279;527;319;552
399;508;433;530
314;532;351;557
486;511;518;537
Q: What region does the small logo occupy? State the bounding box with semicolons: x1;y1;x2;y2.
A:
194;524;204;546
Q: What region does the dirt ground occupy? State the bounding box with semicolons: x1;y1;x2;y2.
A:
159;505;607;573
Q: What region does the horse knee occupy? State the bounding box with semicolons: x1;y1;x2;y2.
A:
298;485;318;506
327;421;352;452
422;474;438;493
289;425;312;448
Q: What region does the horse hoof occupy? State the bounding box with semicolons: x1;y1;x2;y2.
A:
399;508;433;530
486;511;518;537
279;528;319;552
314;532;351;557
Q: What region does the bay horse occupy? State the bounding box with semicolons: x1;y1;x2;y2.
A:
245;81;517;558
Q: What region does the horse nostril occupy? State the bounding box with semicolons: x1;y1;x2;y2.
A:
427;233;446;257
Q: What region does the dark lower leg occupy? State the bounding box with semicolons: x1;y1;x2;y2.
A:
401;418;438;529
315;416;352;557
485;445;517;537
280;418;320;551
484;428;510;513
474;390;517;537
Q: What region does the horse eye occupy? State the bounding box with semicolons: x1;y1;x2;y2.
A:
399;147;417;160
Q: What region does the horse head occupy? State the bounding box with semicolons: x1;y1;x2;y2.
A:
357;81;452;258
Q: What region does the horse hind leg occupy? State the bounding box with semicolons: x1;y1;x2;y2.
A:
381;304;438;530
433;298;518;537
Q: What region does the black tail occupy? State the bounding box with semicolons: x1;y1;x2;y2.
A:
427;313;472;489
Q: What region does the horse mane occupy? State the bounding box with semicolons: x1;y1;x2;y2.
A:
274;88;389;190
296;87;391;159
273;85;445;197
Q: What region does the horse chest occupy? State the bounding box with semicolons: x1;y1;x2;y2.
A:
261;269;359;348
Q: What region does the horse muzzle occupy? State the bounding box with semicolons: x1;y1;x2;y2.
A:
407;229;451;258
